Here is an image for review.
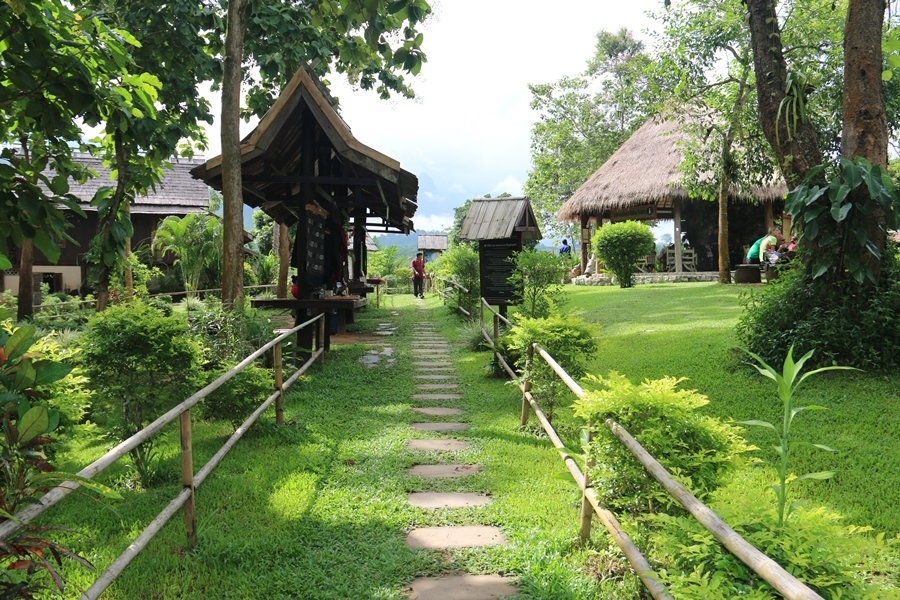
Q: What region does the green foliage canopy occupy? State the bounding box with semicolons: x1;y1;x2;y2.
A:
593;221;656;288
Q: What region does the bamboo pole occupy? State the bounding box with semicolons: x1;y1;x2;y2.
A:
521;344;533;426
274;341;284;425
579;426;594;544
0;316;320;540
179;411;196;548
317;316;325;365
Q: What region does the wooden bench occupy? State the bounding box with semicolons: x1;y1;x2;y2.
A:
734;264;762;284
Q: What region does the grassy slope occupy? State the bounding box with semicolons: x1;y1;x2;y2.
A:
46;295;640;599
564;282;900;536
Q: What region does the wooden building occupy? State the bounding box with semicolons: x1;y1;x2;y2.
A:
2;155;209;295
417;234;448;262
191;64;417;299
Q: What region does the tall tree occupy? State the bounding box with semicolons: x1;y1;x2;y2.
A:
525;28;659;239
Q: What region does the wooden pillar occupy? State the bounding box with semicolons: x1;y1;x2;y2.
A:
179;411;197;547
782;213;792;239
673;200;683;274
580;214;590;273
764;199;774;230
520;344;533;426
274;341;284;424
579;427;594;544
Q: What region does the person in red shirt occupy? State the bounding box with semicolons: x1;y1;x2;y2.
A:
411;252;426;298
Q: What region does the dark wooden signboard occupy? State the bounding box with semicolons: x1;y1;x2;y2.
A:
479;238;521;305
306;209;326;279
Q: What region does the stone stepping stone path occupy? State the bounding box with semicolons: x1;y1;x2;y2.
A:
412;407;463;416
407;439;471;451
401;321;517;599
406;575;517;600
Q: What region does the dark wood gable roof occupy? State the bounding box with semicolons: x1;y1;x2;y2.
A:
191;65;418;233
459;197;542;241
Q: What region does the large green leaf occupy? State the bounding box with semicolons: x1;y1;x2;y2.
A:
5;325;36;362
17;406;49;445
33;361;74;387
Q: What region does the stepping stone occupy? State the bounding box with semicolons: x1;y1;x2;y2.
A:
407;439;471;451
413;341;449;345
373;331;395;336
408;492;492;509
413;394;462;401
408;464;480;478
413;361;452;367
412;352;451;358
406;526;506;548
414;374;456;380
415;367;455;373
406;574;517;599
412;407;463;416
411;422;469;432
416;383;459;390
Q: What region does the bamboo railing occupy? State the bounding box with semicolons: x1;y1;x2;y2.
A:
478;303;825;600
0;313;325;599
432;275;470;317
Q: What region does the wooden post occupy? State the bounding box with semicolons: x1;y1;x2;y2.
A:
317;316;325;365
521;344;533;426
179;410;197;548
493;313;499;346
579;426;594;544
274;341;284;424
580;214;590;274
673;199;683;274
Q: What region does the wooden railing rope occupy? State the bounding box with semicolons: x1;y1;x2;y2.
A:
0;313;322;544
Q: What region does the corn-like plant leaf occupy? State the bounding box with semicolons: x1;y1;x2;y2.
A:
29;472;123;500
796;471;836;481
737;419;776;431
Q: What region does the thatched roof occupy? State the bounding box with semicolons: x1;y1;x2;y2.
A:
459;197;541;241
557;115;786;223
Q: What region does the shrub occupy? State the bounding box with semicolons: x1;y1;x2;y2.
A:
433;244;480;315
736;243;900;370
508;248;567;319
145;295;173;317
647;484;898;598
187;298;274;367
79;301;204;487
505;314;597;422
573;372;751;514
202;365;274;430
593;221;656;288
32;330;92;426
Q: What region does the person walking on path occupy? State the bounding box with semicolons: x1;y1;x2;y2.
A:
411;252;426;298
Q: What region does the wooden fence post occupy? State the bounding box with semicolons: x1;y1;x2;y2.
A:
579;426;594;544
493;313;499;346
179;410;197;548
317;316;325;365
274;341;284;425
521;344;533;426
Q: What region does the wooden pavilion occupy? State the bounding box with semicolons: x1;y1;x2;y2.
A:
191;64;418;348
557;115;786;272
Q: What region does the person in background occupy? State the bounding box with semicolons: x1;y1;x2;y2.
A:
411;252;426;298
559;239;572;255
759;226;784;265
290;275;299;299
746;236;764;265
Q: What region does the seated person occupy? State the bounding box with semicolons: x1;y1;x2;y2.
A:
745;236;764;265
759;226;784;266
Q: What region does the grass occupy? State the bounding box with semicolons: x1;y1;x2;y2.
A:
560;283;900;537
28;283;900;597
42;294;640;599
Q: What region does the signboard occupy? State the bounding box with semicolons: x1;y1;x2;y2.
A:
479;238;521;305
611;204;657;223
306;206;326;279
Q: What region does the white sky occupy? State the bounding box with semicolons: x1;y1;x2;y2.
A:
204;0;664;234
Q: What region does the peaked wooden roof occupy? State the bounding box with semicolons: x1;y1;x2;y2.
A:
557;115;786;223
417;234;448;251
459;197;542;241
191;65;418;233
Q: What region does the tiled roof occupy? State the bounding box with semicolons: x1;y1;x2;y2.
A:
62;154;210;214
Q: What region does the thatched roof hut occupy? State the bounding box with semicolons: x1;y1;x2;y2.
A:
556;115;785;224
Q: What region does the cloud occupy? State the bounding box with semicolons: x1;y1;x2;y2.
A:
413;213;454;232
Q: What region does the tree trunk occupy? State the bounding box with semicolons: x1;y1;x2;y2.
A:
277;222;289;298
841;0;887;166
124;203;133;300
17;238;34;322
220;0;248;308
745;0;823;187
717;178;730;284
95;130;129;312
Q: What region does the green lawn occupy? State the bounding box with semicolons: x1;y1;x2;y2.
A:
32;283;900;597
564;282;900;537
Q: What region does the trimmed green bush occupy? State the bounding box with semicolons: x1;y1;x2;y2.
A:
79;301;204;487
593;221;656;288
202;364;274;430
736;243;900;370
573;372;751;514
509;248;566;319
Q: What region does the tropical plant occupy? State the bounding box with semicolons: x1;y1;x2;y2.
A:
505;314;597;423
432;244;480;315
202;365;273;431
740;345;856;528
152;213;221;296
508;249;566;319
79;302;204;487
573;372;751;514
252;253;278;287
593;221;656;288
0;323;120;596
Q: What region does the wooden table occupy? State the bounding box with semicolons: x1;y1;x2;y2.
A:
250;296;367;353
